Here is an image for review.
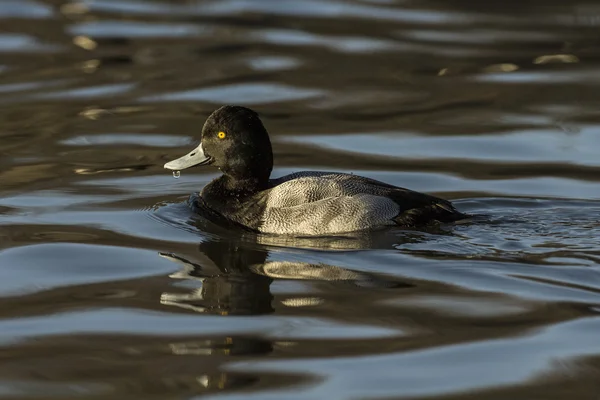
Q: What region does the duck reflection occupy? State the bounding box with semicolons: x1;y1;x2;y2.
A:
158;227;411;316
167;336;272;390
159;238;273;315
156;225;415;393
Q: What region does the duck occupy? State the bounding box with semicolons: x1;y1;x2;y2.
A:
164;105;468;235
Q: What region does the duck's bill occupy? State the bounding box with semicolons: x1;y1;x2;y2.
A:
164;142;211;170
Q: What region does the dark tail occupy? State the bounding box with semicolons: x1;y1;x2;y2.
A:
394;203;470;227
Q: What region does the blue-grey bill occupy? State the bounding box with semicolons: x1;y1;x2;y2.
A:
164;142;211;170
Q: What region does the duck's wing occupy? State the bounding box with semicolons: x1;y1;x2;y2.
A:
267;172;456;211
266;172;397;208
257;172;465;234
259;194;400;235
349;176;466;225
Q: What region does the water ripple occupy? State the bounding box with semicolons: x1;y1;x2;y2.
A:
139;83;324;105
68;20;212;38
0;33;62;53
0;0;54;19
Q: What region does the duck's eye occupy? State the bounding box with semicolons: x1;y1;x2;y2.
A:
217;131;226;139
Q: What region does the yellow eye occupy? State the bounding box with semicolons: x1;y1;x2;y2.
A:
217;131;226;139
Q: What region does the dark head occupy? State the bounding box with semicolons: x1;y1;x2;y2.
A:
164;105;273;186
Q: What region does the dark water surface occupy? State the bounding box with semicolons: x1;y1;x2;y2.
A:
2;0;600;398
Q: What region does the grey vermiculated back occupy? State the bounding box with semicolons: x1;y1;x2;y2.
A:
256;172;402;235
268;172;399;204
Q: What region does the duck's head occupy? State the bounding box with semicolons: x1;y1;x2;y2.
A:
164;105;273;183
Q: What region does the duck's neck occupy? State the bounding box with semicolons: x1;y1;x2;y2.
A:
212;174;269;198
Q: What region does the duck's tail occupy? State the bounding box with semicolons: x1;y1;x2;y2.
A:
394;203;470;227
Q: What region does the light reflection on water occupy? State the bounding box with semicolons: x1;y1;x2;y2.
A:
1;0;600;399
283;128;600;165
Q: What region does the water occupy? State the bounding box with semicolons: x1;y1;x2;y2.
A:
2;0;600;398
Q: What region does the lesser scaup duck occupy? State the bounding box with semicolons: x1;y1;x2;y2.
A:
164;105;467;235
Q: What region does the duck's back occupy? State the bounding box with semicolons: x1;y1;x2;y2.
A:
245;171;464;235
267;172;397;206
